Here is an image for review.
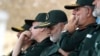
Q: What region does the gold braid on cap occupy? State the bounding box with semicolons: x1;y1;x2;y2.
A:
39;22;50;26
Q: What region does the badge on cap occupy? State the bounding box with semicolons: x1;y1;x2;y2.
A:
46;13;49;20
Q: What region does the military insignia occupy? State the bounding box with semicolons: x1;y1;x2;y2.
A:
86;34;92;38
46;13;49;20
39;22;50;26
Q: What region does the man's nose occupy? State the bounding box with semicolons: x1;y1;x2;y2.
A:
29;27;32;31
72;10;76;15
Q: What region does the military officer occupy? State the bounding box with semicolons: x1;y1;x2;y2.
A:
33;10;68;56
12;13;49;56
61;0;98;56
40;0;98;56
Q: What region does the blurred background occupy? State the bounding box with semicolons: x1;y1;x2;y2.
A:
0;0;76;55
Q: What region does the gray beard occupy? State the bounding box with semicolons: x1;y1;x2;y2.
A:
93;7;100;17
50;33;61;43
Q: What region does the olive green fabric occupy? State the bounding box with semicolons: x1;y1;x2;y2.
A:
64;0;94;9
20;37;53;56
60;23;97;52
92;25;100;56
78;25;100;56
34;10;67;28
25;13;47;25
40;44;60;56
93;34;100;56
68;24;100;56
40;23;97;56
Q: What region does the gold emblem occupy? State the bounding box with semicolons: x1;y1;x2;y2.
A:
46;13;49;20
39;22;50;26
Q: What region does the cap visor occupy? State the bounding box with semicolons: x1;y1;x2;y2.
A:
64;4;80;9
11;27;24;32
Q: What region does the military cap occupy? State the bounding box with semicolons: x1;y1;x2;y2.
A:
26;13;47;25
11;19;34;32
11;13;47;32
34;10;68;29
64;0;94;9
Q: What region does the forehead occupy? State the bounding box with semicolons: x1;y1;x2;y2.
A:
51;23;59;28
32;22;40;26
74;6;88;11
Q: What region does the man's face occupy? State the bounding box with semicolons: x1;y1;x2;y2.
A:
51;24;60;35
29;22;40;40
50;23;64;42
72;6;89;27
93;0;100;17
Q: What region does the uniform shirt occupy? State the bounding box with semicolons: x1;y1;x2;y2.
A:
8;40;36;56
78;25;100;56
40;23;97;56
93;32;100;56
59;23;97;52
21;37;53;56
68;23;99;56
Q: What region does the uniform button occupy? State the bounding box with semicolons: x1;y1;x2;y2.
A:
94;32;97;34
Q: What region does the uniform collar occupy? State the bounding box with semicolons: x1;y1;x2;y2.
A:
34;37;53;46
78;23;97;31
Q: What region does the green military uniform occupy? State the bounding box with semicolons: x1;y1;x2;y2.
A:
92;25;100;56
17;13;53;56
63;0;96;56
23;37;53;56
8;13;47;56
40;23;98;56
68;24;100;56
35;10;67;56
78;25;100;56
40;44;60;56
60;23;97;52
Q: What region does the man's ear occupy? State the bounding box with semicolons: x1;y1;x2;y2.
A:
87;7;92;17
